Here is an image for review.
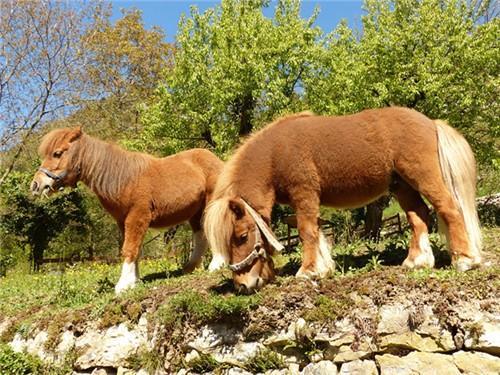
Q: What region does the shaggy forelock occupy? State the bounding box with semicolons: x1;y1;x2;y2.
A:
203;197;234;263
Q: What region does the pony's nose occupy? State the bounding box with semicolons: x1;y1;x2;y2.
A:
30;180;39;194
235;277;264;294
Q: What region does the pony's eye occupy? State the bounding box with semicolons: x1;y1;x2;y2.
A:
240;233;248;242
53;150;63;158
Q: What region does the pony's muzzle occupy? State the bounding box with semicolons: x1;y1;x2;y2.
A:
30;173;53;196
234;276;266;294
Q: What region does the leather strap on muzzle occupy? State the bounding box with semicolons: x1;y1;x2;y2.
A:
38;167;67;181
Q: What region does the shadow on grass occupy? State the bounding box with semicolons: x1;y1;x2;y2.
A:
277;236;452;276
141;268;183;283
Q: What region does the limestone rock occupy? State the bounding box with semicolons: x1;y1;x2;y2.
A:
301;360;338;375
464;320;500;355
187;324;241;352
379;331;452;352
339;360;377;375
376;352;460;375
377;305;409;335
265;318;311;348
223;368;254;375
452;350;500;375
74;317;150;370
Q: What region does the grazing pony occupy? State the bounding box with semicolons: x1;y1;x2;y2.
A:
31;127;223;293
204;107;482;293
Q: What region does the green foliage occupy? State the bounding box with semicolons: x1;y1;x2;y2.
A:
139;0;498;164
244;348;285;372
0;171;91;270
0;344;44;375
306;0;499;163
138;0;320;156
157;290;262;329
188;352;220;373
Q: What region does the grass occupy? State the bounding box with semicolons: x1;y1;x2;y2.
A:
0;227;498;372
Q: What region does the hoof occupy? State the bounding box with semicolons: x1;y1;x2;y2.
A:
182;262;199;274
403;252;435;269
296;264;333;280
454;256;482;272
115;279;137;295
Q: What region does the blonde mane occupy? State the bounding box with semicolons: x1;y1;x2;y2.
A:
40;129;153;201
204;111;314;261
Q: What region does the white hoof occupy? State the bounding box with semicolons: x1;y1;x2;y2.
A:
403;252;435;269
115;261;139;295
115;278;137;294
455;256;482;272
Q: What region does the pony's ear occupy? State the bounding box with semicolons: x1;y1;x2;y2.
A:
69;127;82;142
229;199;245;220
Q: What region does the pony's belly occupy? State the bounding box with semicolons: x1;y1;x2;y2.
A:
320;185;389;209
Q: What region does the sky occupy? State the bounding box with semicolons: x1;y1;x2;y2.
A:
110;1;365;40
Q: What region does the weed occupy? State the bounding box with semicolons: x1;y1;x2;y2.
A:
188;352;219;373
244;348;285;372
127;346;164;373
303;295;350;323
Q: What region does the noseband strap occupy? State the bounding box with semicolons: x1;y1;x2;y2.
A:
38;167;67;181
228;226;267;273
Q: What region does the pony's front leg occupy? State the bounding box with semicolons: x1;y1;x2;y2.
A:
295;209;335;279
115;209;150;294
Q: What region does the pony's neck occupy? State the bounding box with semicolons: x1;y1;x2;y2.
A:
74;134;151;201
220;151;275;220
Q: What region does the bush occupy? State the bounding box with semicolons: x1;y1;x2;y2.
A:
0;344;44;375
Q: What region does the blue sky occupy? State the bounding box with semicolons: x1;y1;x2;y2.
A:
110;1;365;40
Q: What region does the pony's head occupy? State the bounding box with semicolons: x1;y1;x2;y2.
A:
31;127;82;196
204;196;283;293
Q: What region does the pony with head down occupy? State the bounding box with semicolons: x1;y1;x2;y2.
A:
31;127;223;293
204;107;482;293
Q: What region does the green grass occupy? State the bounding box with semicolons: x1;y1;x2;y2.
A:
0;227;498;373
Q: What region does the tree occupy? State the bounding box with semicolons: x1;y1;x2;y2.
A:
305;0;499;163
0;171;90;270
0;0;102;185
138;0;321;156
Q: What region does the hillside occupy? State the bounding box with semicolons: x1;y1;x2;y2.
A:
0;228;499;374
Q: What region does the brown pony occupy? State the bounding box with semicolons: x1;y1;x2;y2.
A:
31;127;223;293
204;107;482;293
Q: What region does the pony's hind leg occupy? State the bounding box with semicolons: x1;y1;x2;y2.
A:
183;212;208;273
396;165;479;271
391;177;434;269
293;194;335;279
115;208;151;294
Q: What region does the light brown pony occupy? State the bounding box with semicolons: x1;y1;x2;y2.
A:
31;127;223;293
204;107;482;293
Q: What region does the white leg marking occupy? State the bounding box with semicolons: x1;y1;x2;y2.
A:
184;230;208;272
115;261;139;294
296;231;335;279
403;232;435;269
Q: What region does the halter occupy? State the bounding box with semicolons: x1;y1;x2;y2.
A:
38;167;68;181
228;225;267;272
227;200;284;273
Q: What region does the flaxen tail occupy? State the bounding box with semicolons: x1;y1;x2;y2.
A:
435;120;482;265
